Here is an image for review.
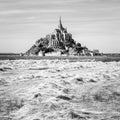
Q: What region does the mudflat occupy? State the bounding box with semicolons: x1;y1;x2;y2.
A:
0;60;120;120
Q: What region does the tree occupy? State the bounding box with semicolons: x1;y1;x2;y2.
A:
44;47;54;53
74;42;83;56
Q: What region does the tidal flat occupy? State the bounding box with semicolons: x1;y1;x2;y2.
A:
0;60;120;120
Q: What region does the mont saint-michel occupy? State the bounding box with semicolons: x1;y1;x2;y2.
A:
25;18;100;57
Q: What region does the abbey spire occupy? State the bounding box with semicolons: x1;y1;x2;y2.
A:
58;17;64;31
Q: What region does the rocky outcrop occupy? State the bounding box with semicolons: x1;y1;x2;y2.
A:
25;17;89;56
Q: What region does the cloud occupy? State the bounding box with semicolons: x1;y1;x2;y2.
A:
0;9;76;15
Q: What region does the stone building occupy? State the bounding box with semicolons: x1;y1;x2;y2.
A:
47;17;69;49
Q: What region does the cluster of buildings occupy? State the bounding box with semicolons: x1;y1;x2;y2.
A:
25;18;101;56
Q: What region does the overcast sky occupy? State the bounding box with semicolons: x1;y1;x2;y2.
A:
0;0;120;53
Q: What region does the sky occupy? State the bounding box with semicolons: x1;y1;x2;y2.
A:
0;0;120;53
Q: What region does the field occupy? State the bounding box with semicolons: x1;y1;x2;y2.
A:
0;59;120;120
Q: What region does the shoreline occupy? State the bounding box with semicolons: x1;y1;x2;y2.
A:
0;55;120;62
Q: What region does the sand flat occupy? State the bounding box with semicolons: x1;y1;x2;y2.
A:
0;60;120;120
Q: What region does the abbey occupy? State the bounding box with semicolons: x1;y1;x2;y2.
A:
25;17;94;56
